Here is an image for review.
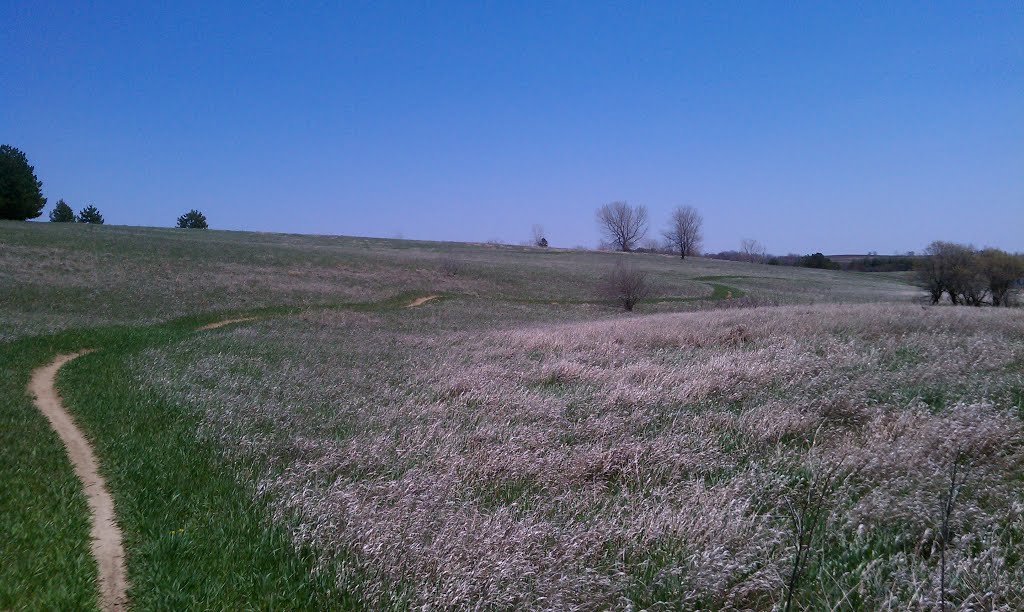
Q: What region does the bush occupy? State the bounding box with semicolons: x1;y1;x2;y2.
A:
797;253;840;270
979;248;1024;307
599;262;651;311
439;255;464;277
176;209;208;229
77;204;104;224
48;199;75;222
0;144;46;220
844;256;914;272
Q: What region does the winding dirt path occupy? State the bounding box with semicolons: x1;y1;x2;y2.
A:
198;316;259;330
28;351;128;611
406;295;439;308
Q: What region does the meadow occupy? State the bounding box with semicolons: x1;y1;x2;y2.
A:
1;220;1021;610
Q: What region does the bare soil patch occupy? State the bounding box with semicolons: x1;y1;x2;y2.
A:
406;295;439;308
198;317;259;330
29;352;128;611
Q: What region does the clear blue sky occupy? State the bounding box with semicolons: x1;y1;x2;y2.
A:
3;1;1022;254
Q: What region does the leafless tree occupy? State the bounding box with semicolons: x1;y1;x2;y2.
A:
662;206;703;259
530;224;548;248
598;262;651;311
740;238;766;264
917;241;952;304
596;201;648;252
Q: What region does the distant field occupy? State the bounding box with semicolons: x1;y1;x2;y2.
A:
4;222;1023;609
0;222;917;340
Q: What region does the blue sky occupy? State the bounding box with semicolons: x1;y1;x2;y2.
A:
3;1;1022;253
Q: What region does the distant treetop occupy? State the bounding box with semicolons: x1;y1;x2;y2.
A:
176;209;209;229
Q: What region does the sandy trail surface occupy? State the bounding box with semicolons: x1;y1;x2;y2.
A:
28;351;129;611
198;316;259;330
406;295;439;308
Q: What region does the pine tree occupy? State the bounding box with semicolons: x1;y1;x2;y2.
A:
0;145;46;220
49;199;75;222
77;204;105;224
176;209;208;229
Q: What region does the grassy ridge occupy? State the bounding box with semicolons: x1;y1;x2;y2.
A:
0;221;916;341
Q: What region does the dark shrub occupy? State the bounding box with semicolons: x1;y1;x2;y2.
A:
599;261;651;311
177;209;209;229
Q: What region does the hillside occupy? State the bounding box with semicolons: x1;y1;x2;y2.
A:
5;222;1024;610
0;221;917;341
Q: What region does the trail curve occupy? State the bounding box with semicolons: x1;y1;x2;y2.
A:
28;351;129;611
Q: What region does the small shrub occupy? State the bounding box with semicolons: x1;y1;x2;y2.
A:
599;261;651;311
439;255;464;277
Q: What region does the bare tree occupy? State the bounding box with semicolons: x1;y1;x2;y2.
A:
978;248;1024;307
596;201;648;252
530;224;548;248
740;238;766;264
662;206;703;259
917;241;952;304
598;262;651;311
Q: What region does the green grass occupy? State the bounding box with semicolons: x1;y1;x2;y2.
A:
0;339;97;610
0;309;389;609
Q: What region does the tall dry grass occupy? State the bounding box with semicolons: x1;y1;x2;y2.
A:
139;303;1024;609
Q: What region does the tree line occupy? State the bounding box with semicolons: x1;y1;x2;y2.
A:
916;241;1023;307
0;144;208;228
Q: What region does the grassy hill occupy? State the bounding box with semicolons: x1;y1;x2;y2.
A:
0;221;916;340
3;221;1023;610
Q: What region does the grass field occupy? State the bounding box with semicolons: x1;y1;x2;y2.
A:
2;221;1022;610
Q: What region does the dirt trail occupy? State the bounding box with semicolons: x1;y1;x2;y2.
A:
28;351;128;612
406;295;439;308
198;316;259;330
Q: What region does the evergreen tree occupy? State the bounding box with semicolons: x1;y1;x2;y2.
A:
0;145;46;220
176;209;209;229
49;199;75;222
77;204;105;224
